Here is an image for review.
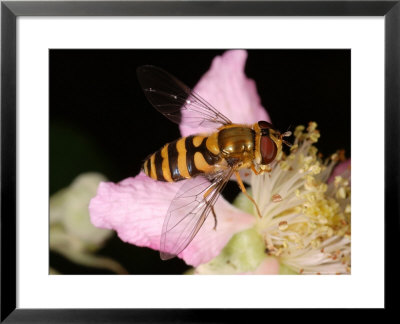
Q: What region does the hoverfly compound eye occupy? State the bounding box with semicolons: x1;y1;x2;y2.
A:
260;136;277;165
258;121;274;129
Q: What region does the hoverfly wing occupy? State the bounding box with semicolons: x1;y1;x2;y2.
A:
137;65;232;129
160;167;234;260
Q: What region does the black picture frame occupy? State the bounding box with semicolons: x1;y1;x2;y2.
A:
1;0;398;321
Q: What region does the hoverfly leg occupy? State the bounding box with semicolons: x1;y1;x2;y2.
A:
260;164;272;173
203;186;218;230
251;164;262;175
211;205;217;231
252;164;272;175
234;171;262;219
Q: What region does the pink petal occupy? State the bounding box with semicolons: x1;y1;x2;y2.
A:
180;50;270;137
89;173;172;251
179;197;255;266
328;159;351;183
89;173;255;267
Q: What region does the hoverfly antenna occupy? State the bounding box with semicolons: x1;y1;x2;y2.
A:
285;123;293;134
280;130;293;148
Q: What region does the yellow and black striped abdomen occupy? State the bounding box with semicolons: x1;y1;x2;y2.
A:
143;135;221;182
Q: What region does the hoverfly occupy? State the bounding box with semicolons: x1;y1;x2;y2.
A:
137;65;291;260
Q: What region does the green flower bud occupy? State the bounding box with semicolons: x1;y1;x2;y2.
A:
196;228;266;274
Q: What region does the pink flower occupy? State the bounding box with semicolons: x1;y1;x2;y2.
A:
89;50;267;267
90;51;351;275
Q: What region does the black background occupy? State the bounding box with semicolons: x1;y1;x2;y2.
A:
50;49;350;274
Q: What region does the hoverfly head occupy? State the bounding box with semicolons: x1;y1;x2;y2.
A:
256;121;278;165
255;121;293;165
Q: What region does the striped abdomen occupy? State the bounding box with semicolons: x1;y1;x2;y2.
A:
143;135;221;182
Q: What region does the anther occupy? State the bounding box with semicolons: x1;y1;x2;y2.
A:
278;221;288;231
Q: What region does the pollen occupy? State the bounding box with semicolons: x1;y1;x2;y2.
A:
278;221;288;231
317;215;328;224
307;121;318;132
334;176;343;187
336;187;347;199
290;143;299;152
279;161;290;171
309;131;320;143
309;164;321;175
319;183;328;193
272;194;283;203
294;125;305;138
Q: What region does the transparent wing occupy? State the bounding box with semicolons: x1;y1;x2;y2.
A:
160;168;234;260
137;65;232;129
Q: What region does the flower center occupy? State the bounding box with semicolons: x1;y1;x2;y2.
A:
248;122;351;274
